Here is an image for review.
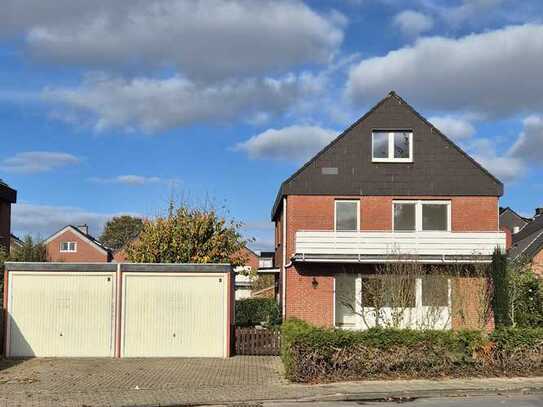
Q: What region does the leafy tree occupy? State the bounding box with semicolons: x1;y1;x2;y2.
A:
100;215;144;250
125;203;249;266
10;235;47;262
507;257;543;327
1;235;47;307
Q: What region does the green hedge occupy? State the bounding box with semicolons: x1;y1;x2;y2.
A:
235;298;281;327
282;319;543;383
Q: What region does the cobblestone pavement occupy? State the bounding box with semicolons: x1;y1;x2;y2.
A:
0;357;543;407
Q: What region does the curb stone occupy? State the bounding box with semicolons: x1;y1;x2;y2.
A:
196;385;543;407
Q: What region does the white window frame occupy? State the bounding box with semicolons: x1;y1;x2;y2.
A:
60;241;77;253
392;200;451;232
372;131;413;163
334;200;360;232
334;273;452;330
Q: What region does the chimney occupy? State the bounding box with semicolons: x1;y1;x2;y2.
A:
536;208;543;218
76;224;89;235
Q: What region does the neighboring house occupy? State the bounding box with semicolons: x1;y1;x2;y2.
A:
509;208;543;275
0;180;17;254
272;91;506;330
234;247;260;299
10;233;24;253
234;248;280;300
500;207;530;235
45;224;112;262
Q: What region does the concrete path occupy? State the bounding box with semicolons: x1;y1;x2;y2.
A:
0;357;542;406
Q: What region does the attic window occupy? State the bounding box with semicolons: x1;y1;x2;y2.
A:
60;241;77;252
372;131;413;162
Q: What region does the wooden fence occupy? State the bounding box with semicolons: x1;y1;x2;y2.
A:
235;327;281;355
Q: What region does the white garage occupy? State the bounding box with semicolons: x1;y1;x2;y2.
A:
3;263;233;358
120;264;230;358
5;264;118;357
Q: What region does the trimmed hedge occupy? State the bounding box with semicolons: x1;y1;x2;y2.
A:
281;319;543;383
235;298;281;327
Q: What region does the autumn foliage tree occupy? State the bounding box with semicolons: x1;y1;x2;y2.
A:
125;203;248;266
100;215;144;251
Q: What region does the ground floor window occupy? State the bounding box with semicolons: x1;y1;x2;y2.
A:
335;273;451;330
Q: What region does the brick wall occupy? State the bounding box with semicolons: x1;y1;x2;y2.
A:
533;249;543;276
286;263;335;327
278;194;500;327
46;229;110;262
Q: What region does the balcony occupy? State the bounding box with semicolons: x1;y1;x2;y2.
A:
294;230;507;263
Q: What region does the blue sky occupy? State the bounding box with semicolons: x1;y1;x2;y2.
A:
1;0;543;250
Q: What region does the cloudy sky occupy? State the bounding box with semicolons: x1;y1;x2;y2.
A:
2;0;543;250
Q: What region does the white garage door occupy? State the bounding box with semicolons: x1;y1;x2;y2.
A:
7;272;117;357
121;273;227;358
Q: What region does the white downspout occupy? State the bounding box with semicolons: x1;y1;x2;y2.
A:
282;197;287;318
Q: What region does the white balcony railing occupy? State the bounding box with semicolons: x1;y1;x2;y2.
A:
295;230;506;262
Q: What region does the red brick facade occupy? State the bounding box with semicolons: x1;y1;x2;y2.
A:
46;228;110;262
533;249;543;276
277;195;500;329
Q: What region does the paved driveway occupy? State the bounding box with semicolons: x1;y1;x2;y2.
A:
0;356;288;406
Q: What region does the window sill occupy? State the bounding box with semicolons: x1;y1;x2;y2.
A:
372;158;413;163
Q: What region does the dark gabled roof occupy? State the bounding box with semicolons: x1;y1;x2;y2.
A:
271;91;503;220
512;215;543;244
510;214;543;261
0;179;17;203
499;206;530;233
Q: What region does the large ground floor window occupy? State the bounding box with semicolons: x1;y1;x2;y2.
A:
335;273;451;330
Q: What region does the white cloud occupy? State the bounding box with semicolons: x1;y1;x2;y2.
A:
43;73;320;133
89;175;180;186
0;151;79;173
438;0;506;26
509;115;543;162
12;203;136;238
3;0;344;80
393;10;433;37
467;138;526;183
428;116;475;140
235;125;338;161
346;24;543;118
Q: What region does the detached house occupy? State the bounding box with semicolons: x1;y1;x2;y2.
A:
272;92;506;330
45;224;112;262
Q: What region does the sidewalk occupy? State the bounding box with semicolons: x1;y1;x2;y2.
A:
0;357;542;406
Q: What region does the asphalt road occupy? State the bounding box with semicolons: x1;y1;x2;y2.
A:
266;395;543;407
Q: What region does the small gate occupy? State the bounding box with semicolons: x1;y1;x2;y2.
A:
235;327;281;355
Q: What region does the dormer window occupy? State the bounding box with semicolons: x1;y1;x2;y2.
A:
60;241;77;252
372;131;413;162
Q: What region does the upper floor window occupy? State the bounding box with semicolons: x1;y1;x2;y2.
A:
259;258;273;268
60;241;77;252
335;200;359;231
372;131;413;162
393;201;450;232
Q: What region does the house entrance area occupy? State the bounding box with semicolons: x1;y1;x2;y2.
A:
334;271;452;330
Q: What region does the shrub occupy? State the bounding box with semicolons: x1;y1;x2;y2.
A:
235;298;281;327
281;319;543;383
